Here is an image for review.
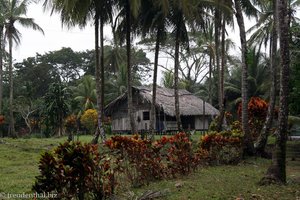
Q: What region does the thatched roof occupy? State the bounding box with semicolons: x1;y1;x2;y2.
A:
105;86;219;117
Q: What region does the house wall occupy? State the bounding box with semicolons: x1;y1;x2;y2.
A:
110;95;213;132
111;95;153;132
111;101;129;131
195;116;210;130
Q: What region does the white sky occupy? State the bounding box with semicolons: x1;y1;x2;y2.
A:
12;2;242;62
13;2;97;61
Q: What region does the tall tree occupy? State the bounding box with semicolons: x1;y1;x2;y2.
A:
0;0;7;116
42;0;112;143
212;0;233;131
73;75;96;114
168;0;192;131
5;0;44;137
261;0;290;184
138;0;168;138
92;9;105;143
92;0;112;144
116;0;140;134
44;82;70;137
233;0;257;155
254;0;278;155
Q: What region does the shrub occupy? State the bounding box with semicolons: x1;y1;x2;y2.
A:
65;114;77;131
33;142;114;199
105;133;202;186
65;114;78;141
105;135;166;187
155;132;200;176
80;109;98;134
200;130;243;165
0;115;5;125
237;97;268;139
209;111;233;131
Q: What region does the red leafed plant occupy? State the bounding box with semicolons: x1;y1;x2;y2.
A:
0;115;4;125
157;132;198;176
200;130;243;165
33;142;115;199
105;135;166;186
105;133;203;186
237;97;268;139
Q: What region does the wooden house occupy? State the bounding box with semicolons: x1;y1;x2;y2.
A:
105;86;219;133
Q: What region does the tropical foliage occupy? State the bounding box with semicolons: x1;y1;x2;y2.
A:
33;141;114;199
0;0;298;188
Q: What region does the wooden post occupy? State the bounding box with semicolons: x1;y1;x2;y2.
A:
203;100;206;133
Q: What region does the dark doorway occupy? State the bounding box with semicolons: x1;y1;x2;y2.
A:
181;116;195;130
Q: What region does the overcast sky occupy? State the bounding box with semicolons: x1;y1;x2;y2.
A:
13;2;101;61
13;2;243;63
11;2;299;77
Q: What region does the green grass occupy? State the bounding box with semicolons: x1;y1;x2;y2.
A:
0;135;93;193
0;135;299;200
132;158;300;200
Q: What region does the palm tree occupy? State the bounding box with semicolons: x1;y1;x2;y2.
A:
261;0;290;184
161;70;174;88
168;0;194;131
250;0;299;154
115;0;140;134
252;0;278;155
42;0;113;143
5;0;44;137
200;22;216;105
197;0;232;131
73;75;96;115
44;82;70;137
0;0;7;116
138;0;168;138
233;0;258;155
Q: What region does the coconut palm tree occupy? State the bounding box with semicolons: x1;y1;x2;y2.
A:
161;70;174;89
137;0;169;138
200;22;216;105
0;0;7;116
168;0;195;131
261;0;290;184
5;0;44;137
42;0;113;143
251;0;279;155
115;0;141;134
233;0;258;155
73;75;96;114
44;82;70;137
249;0;300;155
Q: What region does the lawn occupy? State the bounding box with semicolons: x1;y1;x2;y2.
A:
0;135;299;200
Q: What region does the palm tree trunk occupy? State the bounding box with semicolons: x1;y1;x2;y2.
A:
126;0;136;134
8;34;16;138
92;14;106;144
150;28;161;138
208;55;212;106
261;0;289;184
217;17;226;132
234;0;254;155
214;8;221;110
0;26;3;138
100;15;105;122
0;26;3;116
255;0;278;155
174;23;182;132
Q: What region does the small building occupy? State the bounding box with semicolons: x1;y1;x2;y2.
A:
105;86;219;133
